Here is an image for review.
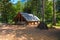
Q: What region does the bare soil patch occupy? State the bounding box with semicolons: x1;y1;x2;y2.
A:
0;24;60;40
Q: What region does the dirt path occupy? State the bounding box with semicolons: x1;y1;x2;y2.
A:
0;25;60;40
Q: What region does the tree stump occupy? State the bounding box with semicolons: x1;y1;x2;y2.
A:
37;22;48;30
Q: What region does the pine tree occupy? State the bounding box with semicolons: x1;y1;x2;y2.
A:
0;0;10;23
0;0;16;23
15;1;22;13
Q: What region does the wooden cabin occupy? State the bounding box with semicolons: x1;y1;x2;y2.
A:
14;12;40;25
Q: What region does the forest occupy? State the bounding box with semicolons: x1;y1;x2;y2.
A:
0;0;60;40
0;0;60;26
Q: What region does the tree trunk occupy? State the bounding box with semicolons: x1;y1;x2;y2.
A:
41;0;45;22
52;0;56;26
37;0;48;30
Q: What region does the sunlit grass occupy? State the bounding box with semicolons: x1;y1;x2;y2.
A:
56;23;60;26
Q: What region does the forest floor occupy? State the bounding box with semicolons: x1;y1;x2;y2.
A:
0;24;60;40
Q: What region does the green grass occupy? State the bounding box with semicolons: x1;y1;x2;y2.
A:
47;23;60;28
56;23;60;26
